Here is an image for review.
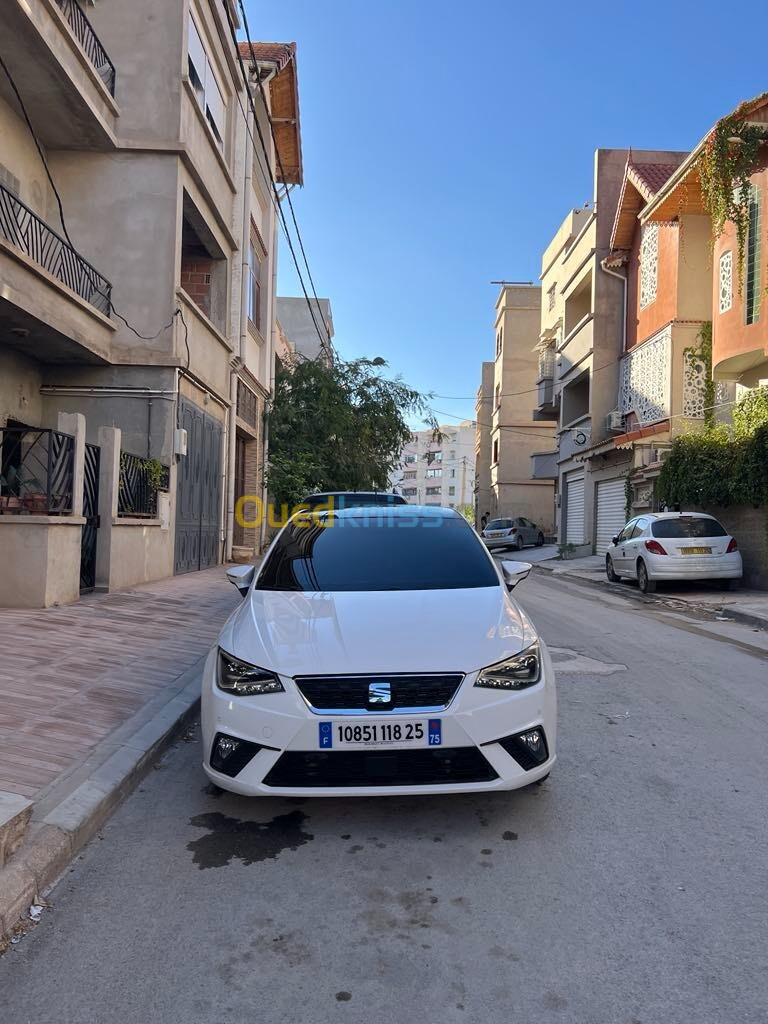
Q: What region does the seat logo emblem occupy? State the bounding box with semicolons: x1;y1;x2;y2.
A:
368;681;391;704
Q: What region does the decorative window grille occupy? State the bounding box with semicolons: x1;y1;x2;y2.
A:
639;224;659;309
719;250;733;314
682;351;708;418
618;327;671;423
547;284;556;311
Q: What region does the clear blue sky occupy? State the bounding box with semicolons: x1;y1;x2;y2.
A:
246;0;768;424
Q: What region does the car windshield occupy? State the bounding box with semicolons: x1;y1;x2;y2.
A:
651;517;727;538
257;514;499;592
486;519;509;530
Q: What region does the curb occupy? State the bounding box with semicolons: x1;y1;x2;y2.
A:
532;563;768;631
0;656;209;944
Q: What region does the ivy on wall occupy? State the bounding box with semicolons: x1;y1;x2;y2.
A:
696;97;768;292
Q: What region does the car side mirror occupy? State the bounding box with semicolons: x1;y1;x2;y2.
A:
611;535;619;545
500;559;532;590
226;564;255;596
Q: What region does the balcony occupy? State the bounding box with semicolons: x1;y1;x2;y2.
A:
531;450;558;479
0;427;74;515
536;347;557;415
0;0;118;150
0;183;114;363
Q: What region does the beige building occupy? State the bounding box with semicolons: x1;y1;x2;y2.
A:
474;361;494;525
0;1;302;605
393;421;475;508
488;284;556;532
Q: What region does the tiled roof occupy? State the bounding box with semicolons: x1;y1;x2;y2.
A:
628;161;685;200
237;41;296;72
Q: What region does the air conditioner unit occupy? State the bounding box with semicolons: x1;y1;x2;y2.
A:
606;410;625;432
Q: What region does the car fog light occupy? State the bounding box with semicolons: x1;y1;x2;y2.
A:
210;732;263;777
497;726;549;770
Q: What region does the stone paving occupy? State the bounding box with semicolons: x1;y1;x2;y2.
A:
0;567;239;800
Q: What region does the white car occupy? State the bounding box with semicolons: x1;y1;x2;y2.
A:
482;517;545;551
202;505;556;797
605;512;742;594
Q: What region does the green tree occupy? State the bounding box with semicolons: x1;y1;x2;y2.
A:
266;356;435;507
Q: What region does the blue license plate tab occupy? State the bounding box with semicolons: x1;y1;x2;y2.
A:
428;719;442;745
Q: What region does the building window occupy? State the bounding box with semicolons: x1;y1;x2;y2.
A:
403;470;416;480
403;453;416;464
248;226;264;331
426;468;442;478
449;450;456;459
448;486;456;496
492;439;499;464
495;383;501;409
236;379;258;429
188;14;226;148
547;283;556;311
719;250;733;315
449;468;455;478
402;487;417;497
425;486;441;496
495;327;503;357
639;223;659;309
745;188;761;326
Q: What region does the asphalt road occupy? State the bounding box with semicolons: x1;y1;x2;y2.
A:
2;573;768;1024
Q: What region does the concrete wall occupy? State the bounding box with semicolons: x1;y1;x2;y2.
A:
0;349;43;427
107;519;174;591
700;505;768;591
0;94;55;219
0;518;83;607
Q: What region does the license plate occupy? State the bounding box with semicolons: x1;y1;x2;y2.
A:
319;720;442;749
681;547;711;555
486;532;504;538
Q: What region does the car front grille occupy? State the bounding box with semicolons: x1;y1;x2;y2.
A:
294;673;464;713
262;746;498;788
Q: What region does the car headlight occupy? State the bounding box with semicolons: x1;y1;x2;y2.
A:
217;649;284;695
474;641;541;690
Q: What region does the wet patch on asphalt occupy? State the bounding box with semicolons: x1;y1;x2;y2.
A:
187;809;314;869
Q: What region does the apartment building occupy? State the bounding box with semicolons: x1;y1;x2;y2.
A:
0;1;301;605
474;361;494;525
393;421;475;508
488;284;556;531
276;296;334;364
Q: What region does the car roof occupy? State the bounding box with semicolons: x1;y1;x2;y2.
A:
313;504;461;521
643;512;717;520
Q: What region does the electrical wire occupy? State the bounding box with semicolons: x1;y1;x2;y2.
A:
220;0;331;360
236;0;333;356
0;52;178;343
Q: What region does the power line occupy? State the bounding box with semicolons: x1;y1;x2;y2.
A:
220;0;331;360
236;0;332;355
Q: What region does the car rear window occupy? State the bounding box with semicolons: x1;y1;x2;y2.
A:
651;517;727;539
257;515;499;592
486;519;510;530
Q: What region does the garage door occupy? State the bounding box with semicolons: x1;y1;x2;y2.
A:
595;478;627;555
565;472;585;545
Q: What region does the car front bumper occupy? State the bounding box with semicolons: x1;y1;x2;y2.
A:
200;647;557;797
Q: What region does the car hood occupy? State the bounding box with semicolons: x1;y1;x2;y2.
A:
219;586;537;678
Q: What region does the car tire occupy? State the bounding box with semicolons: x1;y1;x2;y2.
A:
606;555;621;583
536;532;544;547
637;560;656;594
515;536;524;551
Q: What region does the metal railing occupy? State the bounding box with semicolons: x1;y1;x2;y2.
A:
0;183;112;316
54;0;116;95
0;428;74;515
118;452;170;518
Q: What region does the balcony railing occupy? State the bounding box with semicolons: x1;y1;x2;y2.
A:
0;183;112;316
118;452;170;518
538;348;555;381
54;0;116;95
0;428;74;515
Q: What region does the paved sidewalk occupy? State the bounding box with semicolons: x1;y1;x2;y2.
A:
535;554;768;628
0;567;239;802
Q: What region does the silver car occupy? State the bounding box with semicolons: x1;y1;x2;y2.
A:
482;517;545;551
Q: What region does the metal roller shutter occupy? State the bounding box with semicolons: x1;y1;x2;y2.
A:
595;478;627;555
565;472;585;545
